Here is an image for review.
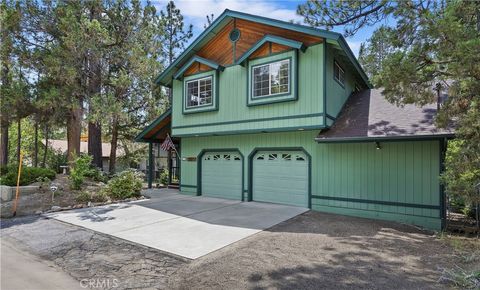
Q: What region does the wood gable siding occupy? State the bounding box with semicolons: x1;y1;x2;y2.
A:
195;18;323;66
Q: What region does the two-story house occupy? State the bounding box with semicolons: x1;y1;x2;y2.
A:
136;10;454;230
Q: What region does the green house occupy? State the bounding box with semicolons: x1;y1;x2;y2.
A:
136;10;454;230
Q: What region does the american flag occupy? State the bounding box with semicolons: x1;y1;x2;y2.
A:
160;134;175;152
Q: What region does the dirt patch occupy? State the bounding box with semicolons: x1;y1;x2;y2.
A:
168;211;468;290
1;175;145;218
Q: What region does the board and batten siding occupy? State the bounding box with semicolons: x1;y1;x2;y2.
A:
171;44;325;137
179;130;442;230
325;43;357;119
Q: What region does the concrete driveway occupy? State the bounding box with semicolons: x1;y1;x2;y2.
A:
45;189;307;259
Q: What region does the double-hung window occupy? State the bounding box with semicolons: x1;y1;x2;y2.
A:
334;61;345;87
252;59;290;98
185;76;213;108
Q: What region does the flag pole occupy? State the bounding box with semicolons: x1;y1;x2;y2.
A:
167;134;181;159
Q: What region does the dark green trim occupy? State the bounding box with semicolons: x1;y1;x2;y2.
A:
325;114;336;121
173;112;324;129
248;147;311;209
196;148;245;201
155;9;371;88
313;204;440;220
237;34;305;65
135;108;171;142
315;134;455;143
182;71;219;114
174;124;325;138
439;138;447;230
311;195;440;210
246;52;297;106
323;42;327;128
173;55;224;80
180;184;197;188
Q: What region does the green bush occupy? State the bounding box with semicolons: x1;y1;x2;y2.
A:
0;166;56;186
75;190;109;203
101;170;143;200
84;167;108;183
69;154;96;190
160;169;169;185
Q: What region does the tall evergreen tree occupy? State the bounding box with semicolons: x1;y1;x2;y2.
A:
298;0;480;205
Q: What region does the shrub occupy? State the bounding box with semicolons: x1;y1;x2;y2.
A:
0;166;56;186
160;169;169;185
75;190;109;203
101;169;143;200
69;154;96;190
84;167;108;183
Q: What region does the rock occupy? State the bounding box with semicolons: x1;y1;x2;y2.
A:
51;205;61;211
35;210;43;215
87;201;92;207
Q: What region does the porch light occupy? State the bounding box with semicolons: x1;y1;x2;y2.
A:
298;128;304;131
375;141;381;150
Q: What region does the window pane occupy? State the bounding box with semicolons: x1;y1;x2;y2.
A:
253;64;270;97
251;59;290;98
186;77;213;108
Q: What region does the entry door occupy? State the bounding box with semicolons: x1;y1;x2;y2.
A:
201;152;242;200
253;151;308;207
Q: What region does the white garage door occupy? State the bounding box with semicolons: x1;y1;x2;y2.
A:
253;151;308;207
201;152;242;200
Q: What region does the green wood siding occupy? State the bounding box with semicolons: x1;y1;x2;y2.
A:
172;44;325;137
325;43;356;119
179;131;442;230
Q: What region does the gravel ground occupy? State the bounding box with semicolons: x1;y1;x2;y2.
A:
0;211;468;290
168;211;456;290
1;216;187;289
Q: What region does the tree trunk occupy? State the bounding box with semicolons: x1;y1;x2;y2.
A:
88;122;103;169
16;119;21;164
42;123;49;168
87;2;103;170
0;120;8;166
109;115;118;174
67;106;82;164
33;119;38;167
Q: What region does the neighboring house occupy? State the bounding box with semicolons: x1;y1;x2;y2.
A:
43;139;126;172
135;10;454;230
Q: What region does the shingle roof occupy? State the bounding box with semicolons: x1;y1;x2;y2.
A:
41;140;125;158
316;89;454;142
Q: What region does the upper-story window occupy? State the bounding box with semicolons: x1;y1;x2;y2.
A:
334;60;345;87
252;59;290;98
185;76;212;108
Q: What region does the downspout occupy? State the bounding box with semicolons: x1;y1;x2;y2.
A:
439;138;447;230
323;41;327;127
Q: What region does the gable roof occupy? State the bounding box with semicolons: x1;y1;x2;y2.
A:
155;9;371;88
316;89;454;142
236;34;306;64
173;55;223;80
134;108;172;142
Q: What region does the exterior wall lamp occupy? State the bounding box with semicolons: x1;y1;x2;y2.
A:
375;141;381;150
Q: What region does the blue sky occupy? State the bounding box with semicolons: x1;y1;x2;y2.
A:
150;0;387;57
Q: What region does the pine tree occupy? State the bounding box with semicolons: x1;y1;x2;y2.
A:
298;0;480;206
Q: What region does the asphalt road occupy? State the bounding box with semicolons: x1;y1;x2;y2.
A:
1;239;82;290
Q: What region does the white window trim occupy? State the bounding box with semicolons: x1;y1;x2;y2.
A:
184;76;213;109
251;59;290;99
334;60;345;86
